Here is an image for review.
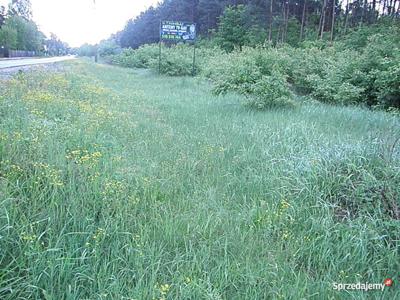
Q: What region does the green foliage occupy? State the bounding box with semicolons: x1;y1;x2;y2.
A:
77;43;97;57
374;59;400;108
110;44;159;68
216;5;249;52
338;21;400;51
9;0;32;20
45;33;69;56
0;23;17;49
2;15;44;51
0;5;5;27
246;72;296;109
204;47;295;109
299;32;400;107
154;44;198;76
298;48;365;104
246;25;267;47
282;17;302;47
108;43;224;77
203;48;260;95
98;39;121;56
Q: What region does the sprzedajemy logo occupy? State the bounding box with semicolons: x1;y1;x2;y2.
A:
333;278;394;292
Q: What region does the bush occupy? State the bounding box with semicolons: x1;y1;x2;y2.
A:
153;44;197;76
374;61;400;108
77;43;97;57
107;43;224;77
354;33;400;107
204;49;261;95
98;40;121;56
246;72;296;109
289;32;400;108
204;47;295;109
109;44;159;68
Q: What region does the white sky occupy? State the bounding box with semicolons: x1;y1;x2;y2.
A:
0;0;160;47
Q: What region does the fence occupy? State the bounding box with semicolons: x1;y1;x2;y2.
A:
0;48;36;58
0;47;6;58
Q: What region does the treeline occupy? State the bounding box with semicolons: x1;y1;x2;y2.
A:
0;0;69;56
79;0;400;110
104;20;400;108
114;0;400;49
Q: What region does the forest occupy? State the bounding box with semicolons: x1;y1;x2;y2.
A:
113;0;400;48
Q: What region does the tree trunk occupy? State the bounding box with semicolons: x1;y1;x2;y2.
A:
360;0;367;28
284;1;290;42
391;0;398;16
344;0;349;34
388;0;393;15
277;18;282;43
383;0;387;16
397;0;400;16
330;0;335;41
372;0;377;21
280;2;286;43
300;0;307;40
319;0;327;39
269;0;273;41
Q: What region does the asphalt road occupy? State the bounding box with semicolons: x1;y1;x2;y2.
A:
0;56;76;69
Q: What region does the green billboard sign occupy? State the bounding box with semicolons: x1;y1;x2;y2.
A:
160;21;196;42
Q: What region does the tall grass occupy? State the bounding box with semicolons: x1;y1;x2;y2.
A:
0;60;399;299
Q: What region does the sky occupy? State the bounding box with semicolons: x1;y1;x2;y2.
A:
0;0;160;47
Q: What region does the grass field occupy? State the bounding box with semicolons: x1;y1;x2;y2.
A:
0;60;399;299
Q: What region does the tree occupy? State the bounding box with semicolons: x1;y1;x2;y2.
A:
319;0;328;39
198;0;226;35
9;0;32;20
217;5;249;51
111;0;397;50
6;15;44;51
0;24;18;49
268;0;274;41
330;0;335;41
119;7;159;48
45;33;69;55
98;38;121;56
300;0;307;40
77;43;97;57
0;5;6;28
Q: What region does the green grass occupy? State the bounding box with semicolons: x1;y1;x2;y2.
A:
0;60;399;299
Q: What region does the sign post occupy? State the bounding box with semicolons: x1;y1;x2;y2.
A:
192;43;196;76
159;21;162;74
159;21;197;76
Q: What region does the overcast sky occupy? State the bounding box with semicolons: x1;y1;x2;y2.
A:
0;0;160;47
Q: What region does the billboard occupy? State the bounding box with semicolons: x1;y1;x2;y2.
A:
160;21;196;42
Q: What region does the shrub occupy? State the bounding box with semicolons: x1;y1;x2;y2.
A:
204;49;261;95
204;47;295;109
374;61;400;108
290;32;400;108
152;44;198;76
246;72;296;109
107;43;211;76
98;40;121;56
353;33;400;107
109;44;159;68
